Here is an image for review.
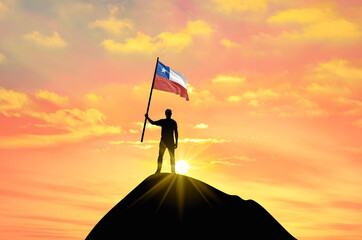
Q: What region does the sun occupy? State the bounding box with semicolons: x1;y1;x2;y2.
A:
175;160;190;174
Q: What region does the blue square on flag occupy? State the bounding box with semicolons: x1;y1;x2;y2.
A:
156;61;170;80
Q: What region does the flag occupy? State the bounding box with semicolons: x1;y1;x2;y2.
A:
154;61;189;101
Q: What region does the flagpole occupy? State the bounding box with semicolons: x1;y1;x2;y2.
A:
141;57;159;142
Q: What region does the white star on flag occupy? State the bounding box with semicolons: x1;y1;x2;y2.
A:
161;67;167;73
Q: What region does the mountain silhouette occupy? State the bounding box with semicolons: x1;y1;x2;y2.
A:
86;173;296;239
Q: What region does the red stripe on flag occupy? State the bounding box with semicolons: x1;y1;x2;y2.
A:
154;75;189;101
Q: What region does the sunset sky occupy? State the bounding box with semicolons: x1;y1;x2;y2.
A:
0;0;361;239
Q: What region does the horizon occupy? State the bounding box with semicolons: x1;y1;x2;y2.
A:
1;0;362;239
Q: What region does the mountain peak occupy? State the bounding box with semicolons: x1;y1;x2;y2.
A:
86;173;296;239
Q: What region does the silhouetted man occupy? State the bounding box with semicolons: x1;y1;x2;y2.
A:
145;109;178;174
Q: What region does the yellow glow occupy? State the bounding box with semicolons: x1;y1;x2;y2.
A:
175;160;190;174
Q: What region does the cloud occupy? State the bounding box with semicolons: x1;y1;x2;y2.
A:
35;90;69;106
266;7;361;42
179;138;231;144
0;0;12;19
0;88;121;148
197;155;255;168
217;155;256;164
335;97;362;116
226;96;241;102
305;59;362;97
187;85;216;107
26;108;118;133
109;138;231;149
212;74;245;83
194;123;208;129
0;109;121;148
55;1;94;25
85;93;103;104
0;128;120;149
208;159;243;167
311;59;362;83
184;20;213;36
23;31;67;48
156;31;193;51
101;20;212;54
267;7;333;24
134;121;159;130
0;52;6;64
129;129;139;134
298;19;361;41
248;99;259;107
89;17;133;34
242;89;280;99
109;140;155;150
88;6;133;35
0;87;29;117
209;0;267;14
276;96;329;118
102;32;159;54
306;83;350;96
221;38;241;48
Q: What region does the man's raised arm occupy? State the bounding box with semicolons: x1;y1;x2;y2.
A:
145;114;156;125
145;114;155;125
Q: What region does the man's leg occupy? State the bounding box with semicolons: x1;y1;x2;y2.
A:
156;142;166;173
168;145;176;173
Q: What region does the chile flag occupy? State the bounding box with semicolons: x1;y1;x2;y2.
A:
153;61;189;101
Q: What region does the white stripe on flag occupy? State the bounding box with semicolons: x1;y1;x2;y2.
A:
169;69;188;89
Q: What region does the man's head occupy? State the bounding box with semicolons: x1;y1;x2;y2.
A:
165;109;172;118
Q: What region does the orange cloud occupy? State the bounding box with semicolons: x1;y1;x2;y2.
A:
101;20;212;54
292;19;361;41
242;89;280;99
0;0;11;19
305;59;362;98
275;94;329;118
209;0;267;14
109;140;156;150
263;7;361;43
102;32;158;54
226;95;241;102
35;90;69;106
212;74;245;83
187;85;216;107
0;88;121;148
85;93;103;104
248;99;259;107
306;83;350;96
335;97;362;116
0;87;28;117
226;88;280;103
0;112;122;148
219;155;256;162
220;38;241;48
194;123;208;129
0;52;6;64
88;6;133;35
23;31;67;48
311;59;362;83
193;155;256;169
134;121;159;131
267;7;334;24
179;138;231;144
